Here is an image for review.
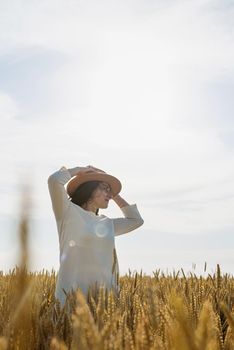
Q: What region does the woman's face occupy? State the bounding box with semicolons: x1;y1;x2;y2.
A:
91;182;112;209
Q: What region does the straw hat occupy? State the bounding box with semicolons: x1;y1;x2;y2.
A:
66;169;122;198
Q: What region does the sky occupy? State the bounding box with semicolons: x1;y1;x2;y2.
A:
0;0;234;277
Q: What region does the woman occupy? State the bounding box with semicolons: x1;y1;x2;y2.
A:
47;164;144;307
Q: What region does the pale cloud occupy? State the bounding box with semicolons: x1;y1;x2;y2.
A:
118;247;234;276
0;92;18;120
1;0;234;133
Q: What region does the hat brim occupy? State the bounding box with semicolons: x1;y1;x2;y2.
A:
66;172;122;197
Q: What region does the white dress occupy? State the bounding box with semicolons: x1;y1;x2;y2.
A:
47;166;144;307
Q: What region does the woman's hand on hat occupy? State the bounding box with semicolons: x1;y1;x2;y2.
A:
85;165;106;173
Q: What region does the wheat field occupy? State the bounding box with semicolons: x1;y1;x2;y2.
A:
0;195;234;350
1;262;234;350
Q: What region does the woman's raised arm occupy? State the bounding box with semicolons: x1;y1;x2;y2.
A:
111;195;144;236
47;166;84;223
48;164;106;224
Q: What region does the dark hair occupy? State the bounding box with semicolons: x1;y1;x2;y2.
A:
69;180;102;216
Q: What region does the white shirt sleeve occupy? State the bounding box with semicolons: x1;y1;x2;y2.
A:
112;203;144;236
47;166;72;223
